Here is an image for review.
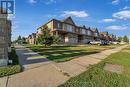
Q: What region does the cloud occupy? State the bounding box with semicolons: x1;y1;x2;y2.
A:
61;10;89;18
106;25;128;30
102;18;116;22
28;0;36;4
45;0;56;5
122;6;130;10
112;0;119;4
113;10;130;20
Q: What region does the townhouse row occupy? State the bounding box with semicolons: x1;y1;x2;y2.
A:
26;17;116;44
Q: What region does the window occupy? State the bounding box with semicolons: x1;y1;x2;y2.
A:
94;33;98;36
64;24;73;32
82;29;86;34
87;30;91;35
57;23;60;29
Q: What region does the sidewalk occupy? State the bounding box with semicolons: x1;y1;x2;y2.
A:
0;45;128;87
15;45;53;71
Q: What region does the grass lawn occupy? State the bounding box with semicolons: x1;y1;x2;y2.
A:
0;47;21;77
23;44;120;62
58;45;130;87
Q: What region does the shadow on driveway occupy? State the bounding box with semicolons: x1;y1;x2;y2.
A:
15;45;51;71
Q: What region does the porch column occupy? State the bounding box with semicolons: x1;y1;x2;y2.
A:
56;31;58;36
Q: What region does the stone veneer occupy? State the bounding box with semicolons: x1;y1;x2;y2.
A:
0;11;11;66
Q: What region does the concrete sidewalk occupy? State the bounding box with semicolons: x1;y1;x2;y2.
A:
0;45;128;87
15;45;52;71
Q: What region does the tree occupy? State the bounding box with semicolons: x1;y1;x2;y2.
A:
21;37;27;44
16;35;22;44
52;35;60;44
123;35;129;43
117;37;122;42
17;35;21;40
37;27;59;47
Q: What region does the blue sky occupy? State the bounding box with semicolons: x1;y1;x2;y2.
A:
11;0;130;40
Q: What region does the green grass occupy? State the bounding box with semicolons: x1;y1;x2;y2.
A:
0;47;20;77
58;46;130;87
23;44;120;62
105;52;130;67
105;48;130;77
0;65;20;77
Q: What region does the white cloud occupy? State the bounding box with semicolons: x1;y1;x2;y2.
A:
102;18;116;22
112;0;119;4
106;25;128;30
61;11;89;18
28;0;36;4
45;0;56;5
113;10;130;20
123;6;130;10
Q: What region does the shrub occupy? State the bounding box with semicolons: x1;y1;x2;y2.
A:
0;47;20;77
8;47;19;65
0;65;20;77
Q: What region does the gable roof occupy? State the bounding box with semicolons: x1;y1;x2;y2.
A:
62;16;75;25
91;28;98;33
100;32;109;36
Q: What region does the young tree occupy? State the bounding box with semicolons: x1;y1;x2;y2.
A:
123;35;129;43
18;35;22;40
37;26;59;47
52;35;60;44
21;37;27;44
16;35;22;44
117;37;122;42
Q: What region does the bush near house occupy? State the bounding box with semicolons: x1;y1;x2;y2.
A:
0;47;20;77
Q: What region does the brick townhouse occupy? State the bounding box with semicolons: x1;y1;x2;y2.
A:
37;17;100;44
26;17;116;44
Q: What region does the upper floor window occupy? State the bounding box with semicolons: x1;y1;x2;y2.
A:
94;33;98;36
64;24;73;32
57;23;60;29
75;28;78;32
87;30;91;35
82;29;86;34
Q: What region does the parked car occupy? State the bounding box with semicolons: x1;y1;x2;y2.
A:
90;41;101;45
119;41;127;45
100;40;108;45
90;40;108;45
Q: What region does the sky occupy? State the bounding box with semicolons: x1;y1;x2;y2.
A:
11;0;130;40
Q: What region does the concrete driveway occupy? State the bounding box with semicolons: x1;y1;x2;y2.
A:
15;45;52;71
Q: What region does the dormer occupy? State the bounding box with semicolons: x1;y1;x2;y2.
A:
62;16;75;25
